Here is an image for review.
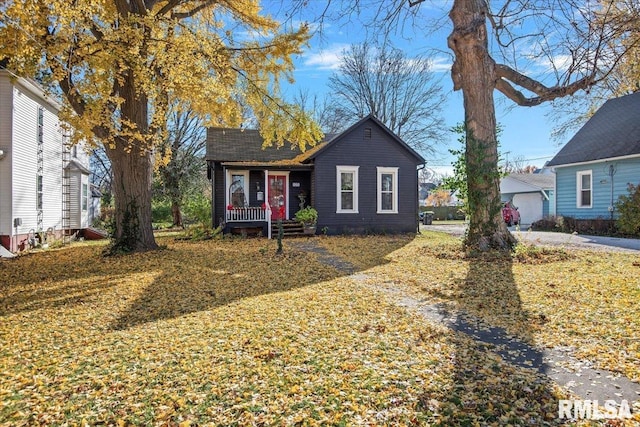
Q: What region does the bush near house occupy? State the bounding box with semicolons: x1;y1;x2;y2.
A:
616;183;640;237
531;215;617;236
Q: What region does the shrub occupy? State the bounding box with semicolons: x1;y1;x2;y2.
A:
294;206;318;225
530;216;561;231
152;199;172;223
183;193;212;228
531;215;616;236
616;183;640;236
95;205;116;235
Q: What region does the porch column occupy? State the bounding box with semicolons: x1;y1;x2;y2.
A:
265;169;271;239
210;162;216;228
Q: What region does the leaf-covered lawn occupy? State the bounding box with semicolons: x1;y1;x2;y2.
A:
319;232;640;383
0;233;637;425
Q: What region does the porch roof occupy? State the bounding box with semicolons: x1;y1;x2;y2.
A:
220;160;314;170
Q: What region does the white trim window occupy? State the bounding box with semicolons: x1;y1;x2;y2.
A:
576;170;592;208
337;166;359;213
82;183;88;211
377;167;398;213
36;174;43;210
227;170;249;207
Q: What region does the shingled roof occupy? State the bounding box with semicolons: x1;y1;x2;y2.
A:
504;173;555;190
547;92;640;167
206;128;338;164
206;115;424;165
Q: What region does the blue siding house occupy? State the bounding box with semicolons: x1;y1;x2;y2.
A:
547;92;640;220
206;115;425;236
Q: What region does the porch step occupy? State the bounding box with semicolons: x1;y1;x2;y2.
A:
271;220;306;237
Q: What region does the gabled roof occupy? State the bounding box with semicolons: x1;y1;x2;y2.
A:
64;158;90;174
502;173;555;190
206;115;425;165
303;115;425;163
547;92;640;167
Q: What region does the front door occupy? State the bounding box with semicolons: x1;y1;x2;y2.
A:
268;175;287;220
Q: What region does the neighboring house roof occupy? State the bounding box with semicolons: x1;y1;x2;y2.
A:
65;158;90;174
206;115;425;165
0;67;64;112
502;173;555;190
500;173;555;200
547;92;640;167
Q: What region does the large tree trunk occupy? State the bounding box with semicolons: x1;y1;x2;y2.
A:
171;199;183;228
448;0;516;251
106;143;158;252
104;70;159;252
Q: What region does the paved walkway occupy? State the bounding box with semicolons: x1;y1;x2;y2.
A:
291;239;640;404
423;224;640;253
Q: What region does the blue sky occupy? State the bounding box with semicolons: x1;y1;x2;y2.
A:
264;1;572;176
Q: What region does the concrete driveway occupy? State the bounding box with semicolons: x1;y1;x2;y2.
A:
422;224;640;253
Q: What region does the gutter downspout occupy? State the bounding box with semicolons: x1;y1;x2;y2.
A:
209;161;215;229
417;163;426;233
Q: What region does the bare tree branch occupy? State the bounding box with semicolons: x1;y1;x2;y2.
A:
495;64;595;106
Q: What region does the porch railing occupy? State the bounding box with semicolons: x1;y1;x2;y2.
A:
226;206;267;222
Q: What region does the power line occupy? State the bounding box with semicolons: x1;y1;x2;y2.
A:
427;154;555;167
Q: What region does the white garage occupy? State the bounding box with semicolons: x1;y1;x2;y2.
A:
500;173;555;227
512;192;544;226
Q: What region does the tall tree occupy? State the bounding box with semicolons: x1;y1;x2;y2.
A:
0;0;322;252
292;89;347;135
328;42;447;154
444;0;634;250
155;108;206;228
323;0;636;249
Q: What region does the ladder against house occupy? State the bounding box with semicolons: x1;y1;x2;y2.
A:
36;107;44;232
61;140;71;246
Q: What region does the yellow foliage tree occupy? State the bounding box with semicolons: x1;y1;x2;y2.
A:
598;0;640;95
425;189;452;207
0;0;322;252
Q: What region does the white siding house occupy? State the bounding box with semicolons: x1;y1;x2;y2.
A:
0;69;92;253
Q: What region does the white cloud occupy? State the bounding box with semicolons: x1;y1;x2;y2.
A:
428;55;453;73
301;43;350;71
531;54;573;73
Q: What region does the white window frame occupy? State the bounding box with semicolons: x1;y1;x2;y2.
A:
377;167;399;214
576;170;592;208
36;174;43;210
336;166;359;213
226;170;250;207
81;183;88;211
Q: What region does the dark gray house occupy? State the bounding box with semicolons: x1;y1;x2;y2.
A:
206;115;425;237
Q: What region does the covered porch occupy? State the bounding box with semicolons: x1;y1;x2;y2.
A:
210;162;313;238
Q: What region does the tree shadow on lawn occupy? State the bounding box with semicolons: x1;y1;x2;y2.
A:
110;236;414;331
426;251;564;424
0;236;411;330
0;246;135;316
